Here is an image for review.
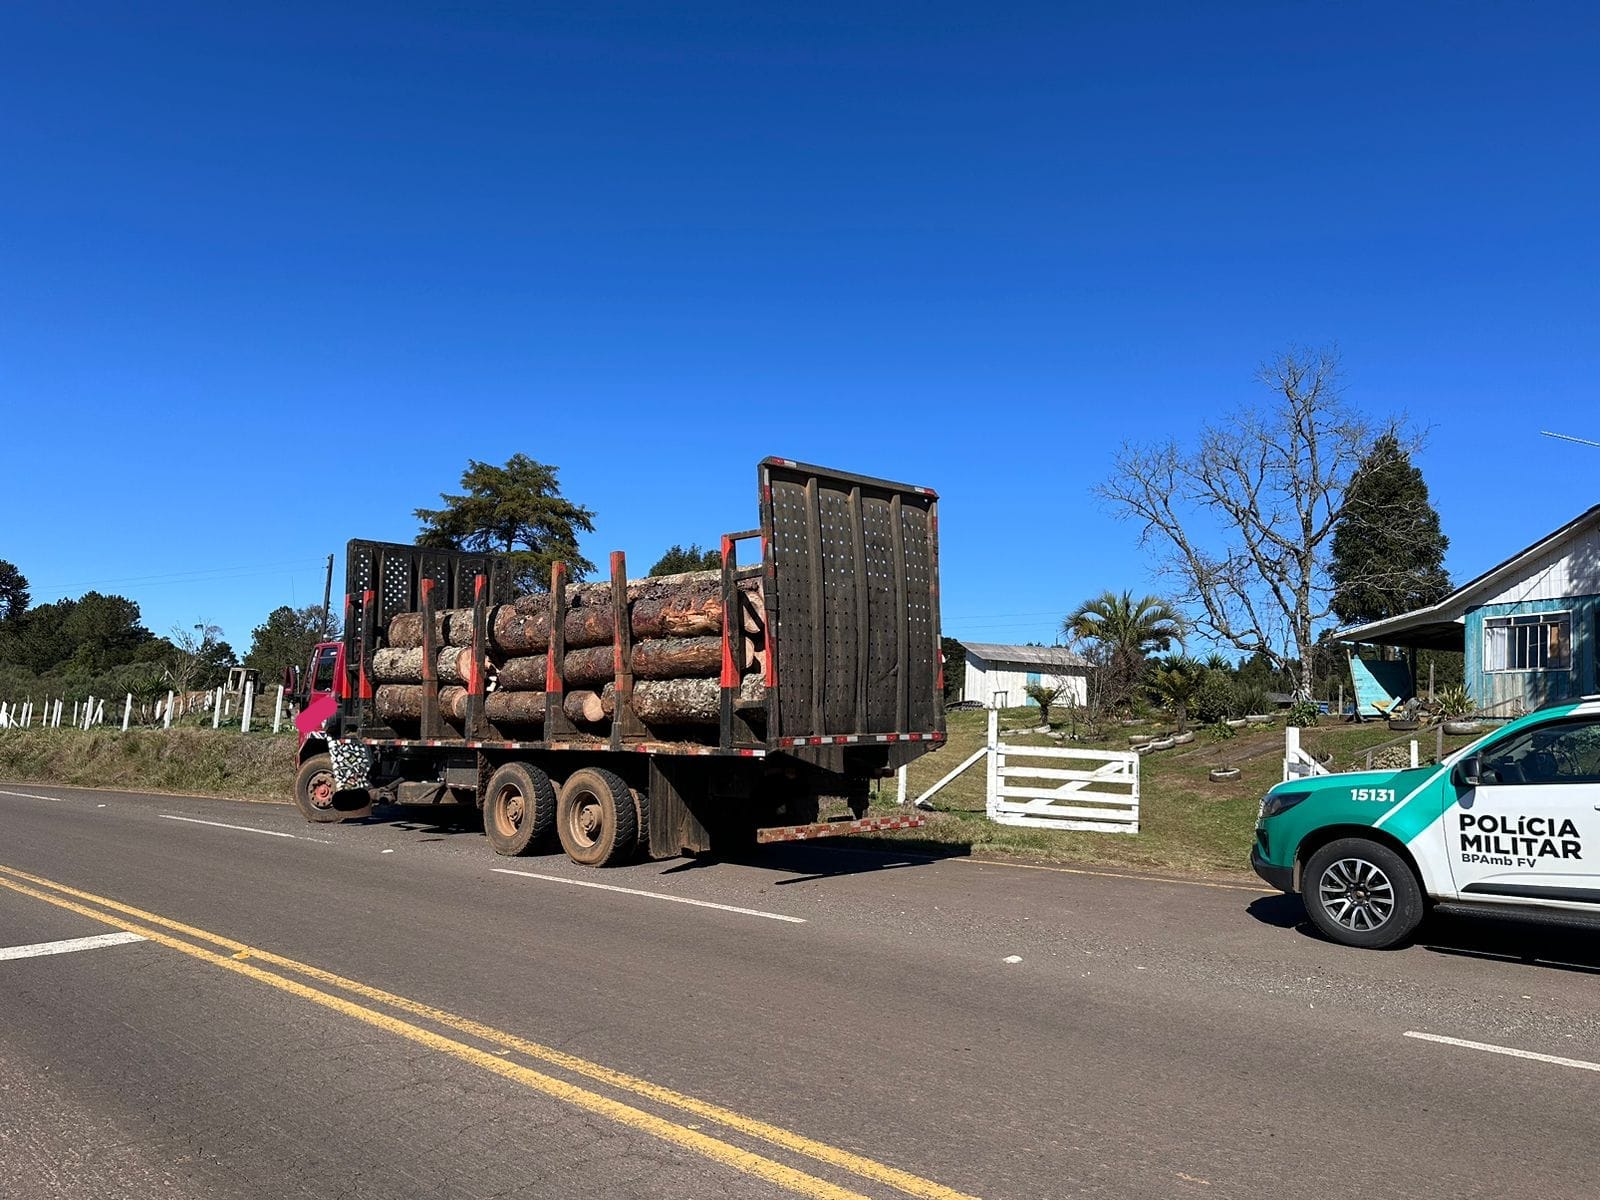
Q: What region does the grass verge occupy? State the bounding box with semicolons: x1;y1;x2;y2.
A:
0;728;295;802
856;707;1481;878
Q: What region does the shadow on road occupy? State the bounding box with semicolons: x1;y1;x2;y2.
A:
1416;914;1600;976
1247;892;1600;974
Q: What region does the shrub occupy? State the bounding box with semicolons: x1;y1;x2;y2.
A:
1286;699;1320;727
1235;684;1271;717
1191;670;1238;725
1436;684;1475;718
1206;720;1237;742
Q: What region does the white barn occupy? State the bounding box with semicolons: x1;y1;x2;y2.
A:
958;642;1091;709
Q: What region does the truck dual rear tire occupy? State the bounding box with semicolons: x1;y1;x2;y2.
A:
1302;838;1424;950
556;768;638;867
483;762;556;856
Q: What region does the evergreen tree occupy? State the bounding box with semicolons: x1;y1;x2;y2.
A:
1329;433;1451;626
648;544;722;576
416;454;596;591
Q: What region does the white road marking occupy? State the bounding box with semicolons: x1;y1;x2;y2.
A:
1405;1031;1600;1074
492;869;806;924
0;788;67;803
0;931;147;961
159;815;300;839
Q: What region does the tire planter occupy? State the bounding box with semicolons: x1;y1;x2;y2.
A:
1224;718;1248;729
1442;721;1482;736
1170;732;1195;746
1387;718;1420;732
1208;767;1241;782
1246;713;1273;724
1148;738;1175;751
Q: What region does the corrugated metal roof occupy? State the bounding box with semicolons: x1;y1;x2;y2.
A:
958;641;1091;669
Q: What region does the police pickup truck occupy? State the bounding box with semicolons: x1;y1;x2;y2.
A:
1252;696;1600;948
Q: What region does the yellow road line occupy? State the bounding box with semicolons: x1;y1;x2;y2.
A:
0;863;979;1200
958;857;1274;894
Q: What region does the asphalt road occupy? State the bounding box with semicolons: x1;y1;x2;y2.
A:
3;782;1600;1199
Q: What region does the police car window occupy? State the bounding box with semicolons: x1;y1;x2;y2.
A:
1479;719;1600;785
312;647;338;692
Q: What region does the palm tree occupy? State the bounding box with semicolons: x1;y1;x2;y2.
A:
1065;591;1185;659
1064;591;1186;712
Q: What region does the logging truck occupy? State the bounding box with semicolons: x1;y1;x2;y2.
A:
288;459;944;864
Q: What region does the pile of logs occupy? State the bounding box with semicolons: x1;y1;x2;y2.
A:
369;570;766;736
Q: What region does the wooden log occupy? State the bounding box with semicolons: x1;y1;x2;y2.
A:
484;691;546;727
494;636;757;691
389;608;478;648
370;646;474;685
566;690;607;723
440;685;470;724
561;645;617;688
377;683;470;726
494;655;549;692
600;676;766;725
482;690;599;728
631;636;758;680
490;607;550;655
375;684;425;723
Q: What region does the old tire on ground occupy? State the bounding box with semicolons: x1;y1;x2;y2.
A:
556;768;638;867
483;762;556;856
1302;837;1424;950
293;753;366;823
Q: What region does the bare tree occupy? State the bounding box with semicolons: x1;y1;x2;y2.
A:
1096;347;1408;697
166;622;227;699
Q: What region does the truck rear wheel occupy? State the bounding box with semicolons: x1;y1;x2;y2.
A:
556;768;637;867
1302;838;1424;950
292;754;367;824
483;762;555;856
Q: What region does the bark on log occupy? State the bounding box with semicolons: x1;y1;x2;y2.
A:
631;636;759;679
566;690;607;723
375;684;424;723
600;676;766;725
493;655;549;692
560;645;618;688
387;577;765;653
484;691;545;727
375;683;472;725
370;646;474;685
483;690;600;727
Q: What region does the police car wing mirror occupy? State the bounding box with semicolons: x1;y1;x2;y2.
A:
1452;755;1481;789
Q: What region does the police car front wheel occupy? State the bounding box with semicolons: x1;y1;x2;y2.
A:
1302;838;1424;950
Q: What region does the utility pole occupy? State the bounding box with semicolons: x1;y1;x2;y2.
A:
322;553;334;638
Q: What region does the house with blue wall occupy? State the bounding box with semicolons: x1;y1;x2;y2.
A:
1337;505;1600;714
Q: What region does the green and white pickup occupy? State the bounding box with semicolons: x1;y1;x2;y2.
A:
1252;697;1600;948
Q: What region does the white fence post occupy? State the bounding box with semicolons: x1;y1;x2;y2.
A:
71;700;79;727
984;708;1000;822
163;691;175;729
896;764;908;806
1;703;9;728
212;687;222;729
240;682;255;733
1410;739;1419;768
272;685;285;734
122;693;133;732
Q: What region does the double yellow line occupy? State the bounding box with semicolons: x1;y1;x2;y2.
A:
0;862;978;1200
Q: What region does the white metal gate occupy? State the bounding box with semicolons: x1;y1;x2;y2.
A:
987;729;1139;834
903;710;1140;834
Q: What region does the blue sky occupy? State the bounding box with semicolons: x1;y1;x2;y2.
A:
3;2;1597;656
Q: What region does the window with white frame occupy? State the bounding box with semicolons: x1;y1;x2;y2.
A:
1483;612;1571;672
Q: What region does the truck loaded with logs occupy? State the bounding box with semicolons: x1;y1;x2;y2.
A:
288;459;944;865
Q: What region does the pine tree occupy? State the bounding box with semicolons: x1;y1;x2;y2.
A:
1329;434;1451;626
